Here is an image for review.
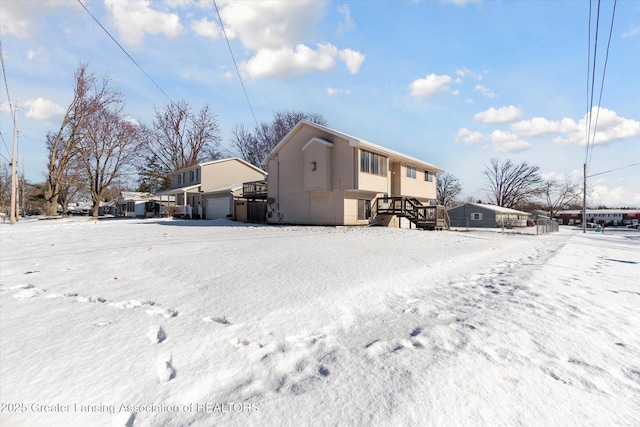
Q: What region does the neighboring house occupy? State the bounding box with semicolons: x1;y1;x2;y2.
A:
158;157;266;220
117;192;156;218
448;203;531;228
263;119;444;227
556;209;640;227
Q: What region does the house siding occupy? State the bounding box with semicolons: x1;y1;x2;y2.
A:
266;120;442;226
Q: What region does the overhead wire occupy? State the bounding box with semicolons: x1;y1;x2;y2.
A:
76;0;235;158
587;0;617;169
212;0;261;132
0;38;16;160
585;0;601;173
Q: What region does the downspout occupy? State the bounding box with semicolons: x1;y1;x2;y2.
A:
276;153;281;222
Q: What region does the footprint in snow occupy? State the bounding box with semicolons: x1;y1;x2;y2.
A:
13;286;45;299
111;411;135;427
231;338;263;349
145;306;177;318
147;326;166;344
156;356;175;383
202;316;230;325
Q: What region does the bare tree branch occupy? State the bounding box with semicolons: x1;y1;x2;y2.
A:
483;158;543;209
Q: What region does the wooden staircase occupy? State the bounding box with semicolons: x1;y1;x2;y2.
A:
374;196;450;230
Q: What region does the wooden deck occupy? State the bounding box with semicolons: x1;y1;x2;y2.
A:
242;180;268;200
375;197;450;230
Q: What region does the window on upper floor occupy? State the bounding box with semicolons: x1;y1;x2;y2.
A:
178;173;184;185
406;165;416;179
424;170;433;182
360;150;387;176
190;169;198;182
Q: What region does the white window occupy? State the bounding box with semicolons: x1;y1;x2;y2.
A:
424;170;433;182
406;165;416;179
471;212;483;220
360;150;387;176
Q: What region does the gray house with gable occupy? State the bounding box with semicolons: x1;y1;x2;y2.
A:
448;203;530;228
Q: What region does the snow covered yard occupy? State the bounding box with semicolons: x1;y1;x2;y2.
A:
1;218;638;427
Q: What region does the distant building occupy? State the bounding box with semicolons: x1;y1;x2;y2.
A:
556;209;639;226
448;203;531;228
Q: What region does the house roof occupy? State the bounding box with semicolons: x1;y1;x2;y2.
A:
265;120;444;172
156;184;200;196
449;203;531;216
120;191;155;201
200;183;243;197
173;157;266;175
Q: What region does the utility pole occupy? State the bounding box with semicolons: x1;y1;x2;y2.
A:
10;102;18;225
582;162;587;233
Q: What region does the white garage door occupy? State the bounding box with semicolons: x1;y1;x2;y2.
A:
206;197;231;219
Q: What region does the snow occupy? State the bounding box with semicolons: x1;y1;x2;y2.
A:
1;217;639;426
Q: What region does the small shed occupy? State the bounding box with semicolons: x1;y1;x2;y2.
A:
448;203;531;228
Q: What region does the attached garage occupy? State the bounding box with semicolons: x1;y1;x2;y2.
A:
202;184;243;220
206;196;232;219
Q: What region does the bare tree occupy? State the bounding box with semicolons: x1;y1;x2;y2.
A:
436;172;462;208
232;110;327;167
540;179;580;219
78;104;141;217
44;64;120;216
138;101;221;191
483;158;543;209
0;163;11;214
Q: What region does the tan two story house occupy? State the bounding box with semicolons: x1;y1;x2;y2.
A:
159;157;266;219
264;120;445;227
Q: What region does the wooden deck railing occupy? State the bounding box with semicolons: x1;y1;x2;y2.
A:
374;196;449;230
242;180;268;199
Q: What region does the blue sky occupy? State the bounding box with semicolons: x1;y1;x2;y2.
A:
1;0;639;206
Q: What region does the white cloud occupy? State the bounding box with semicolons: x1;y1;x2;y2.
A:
410;74;452;98
339;49;365;74
455;128;486;145
456;67;482;81
327;87;351;96
219;0;327;50
489;130;530;152
0;1;76;38
214;1;362;79
474;105;523;124
546;107;640;146
105;0;183;47
24;97;66;122
336;4;355;35
242;43;338;80
589;183;640;207
622;27;640;39
27;50;36;60
475;84;496;98
191;17;221;39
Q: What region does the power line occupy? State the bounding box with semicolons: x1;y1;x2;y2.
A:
0;38;16;159
587;0;617;169
585;0;601;172
587;162;639;178
212;0;260;132
76;0;173;102
76;0;235;159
